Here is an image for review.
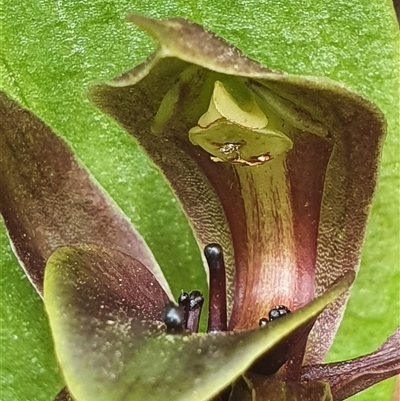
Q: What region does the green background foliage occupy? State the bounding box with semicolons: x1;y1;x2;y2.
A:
0;1;398;400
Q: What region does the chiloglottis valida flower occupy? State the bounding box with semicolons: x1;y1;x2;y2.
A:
0;14;399;401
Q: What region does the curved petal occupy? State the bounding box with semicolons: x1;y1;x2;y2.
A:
44;244;354;401
300;326;400;400
89;15;385;360
0;91;171;297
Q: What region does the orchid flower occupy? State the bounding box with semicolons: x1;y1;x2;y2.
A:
1;14;399;401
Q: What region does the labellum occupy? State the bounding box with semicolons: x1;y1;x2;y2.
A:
89;13;383;340
0;13;399;401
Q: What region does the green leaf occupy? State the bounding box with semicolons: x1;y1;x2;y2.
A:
44;244;354;401
0;1;398;400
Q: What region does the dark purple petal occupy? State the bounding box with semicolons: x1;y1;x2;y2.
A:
0;91;171;296
300;326;400;400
